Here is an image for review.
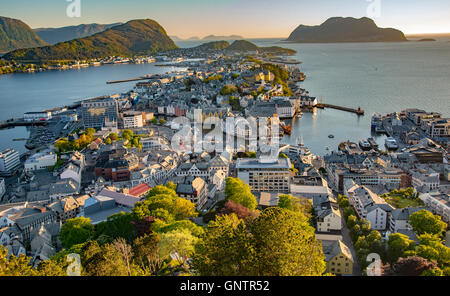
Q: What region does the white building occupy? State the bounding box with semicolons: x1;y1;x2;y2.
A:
389;207;425;233
236;158;291;193
411;169;440;193
24;152;57;172
60;163;82;185
0;178;5;199
122;111;144;129
419;192;450;223
290;185;332;199
317;206;342;233
346;183;394;230
24;111;52;122
141;137;169;152
0;149;20;174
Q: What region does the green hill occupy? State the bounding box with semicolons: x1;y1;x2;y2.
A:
0;16;47;53
4;19;178;62
34;23;122;45
226;40;259;52
195;41;230;50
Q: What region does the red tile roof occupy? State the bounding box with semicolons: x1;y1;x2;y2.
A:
129;183;152;197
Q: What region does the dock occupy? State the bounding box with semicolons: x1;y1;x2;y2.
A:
315;103;365;116
0;119;48;130
106;77;150;84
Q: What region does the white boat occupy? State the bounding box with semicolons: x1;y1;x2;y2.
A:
385;137;399;150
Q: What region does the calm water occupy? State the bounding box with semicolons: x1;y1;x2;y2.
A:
1;40;449;156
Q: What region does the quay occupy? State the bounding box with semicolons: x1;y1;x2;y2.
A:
107;77;150;84
0;118;48;130
314;103;365;116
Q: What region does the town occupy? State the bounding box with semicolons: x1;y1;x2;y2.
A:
1;43;449;276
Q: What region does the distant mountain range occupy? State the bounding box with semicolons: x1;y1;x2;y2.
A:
172;35;244;42
287;17;407;43
0;16;48;53
34;23;122;44
202;35;244;41
4;19;178;62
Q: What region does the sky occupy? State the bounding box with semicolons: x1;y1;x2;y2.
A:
1;0;450;38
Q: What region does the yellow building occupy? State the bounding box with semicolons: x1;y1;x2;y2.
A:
321;240;354;275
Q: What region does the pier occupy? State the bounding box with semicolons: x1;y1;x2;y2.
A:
0;119;48;130
314;103;365;116
106;77;150;84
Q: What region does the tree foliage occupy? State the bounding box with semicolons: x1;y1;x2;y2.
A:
192;208;326;276
59;217;95;249
225;177;257;210
410;210;447;236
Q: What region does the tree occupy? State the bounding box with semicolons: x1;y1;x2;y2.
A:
0;246;36;276
278;195;312;218
83;242;129;276
387;233;416;263
193;208;326;276
383;256;439;276
192;214;257;276
225;177;257;210
153;220;205;237
159;118;167;125
219;200;256;221
108;132;119;141
35;260;66;276
121;129;134;141
134;190;197;222
159;229;199;263
410;210;447;236
59;217;95;249
249;207;326;276
416;233;450;267
94;212;137;244
112;238;133;276
133;233;162;274
105;137;112;145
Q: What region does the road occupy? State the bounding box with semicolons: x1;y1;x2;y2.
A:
340;209;362;276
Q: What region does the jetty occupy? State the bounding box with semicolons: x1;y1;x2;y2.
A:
107;77;152;84
0;118;48;130
315;103;365;116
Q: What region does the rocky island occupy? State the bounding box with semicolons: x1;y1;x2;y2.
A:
286;17;407;43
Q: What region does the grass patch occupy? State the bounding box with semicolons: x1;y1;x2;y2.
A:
381;188;424;209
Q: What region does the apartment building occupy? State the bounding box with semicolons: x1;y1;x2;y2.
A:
81;97;119;129
236;158;291;193
0;149;20;175
122;111;144;129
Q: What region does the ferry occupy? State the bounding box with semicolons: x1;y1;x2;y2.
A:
385;137;399;150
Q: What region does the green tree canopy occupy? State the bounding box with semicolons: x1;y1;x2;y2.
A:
387;233;416;263
410;210;447;236
225;177;257;210
192;208;326;276
59;217;95;249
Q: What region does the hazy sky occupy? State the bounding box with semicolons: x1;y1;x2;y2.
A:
2;0;450;38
